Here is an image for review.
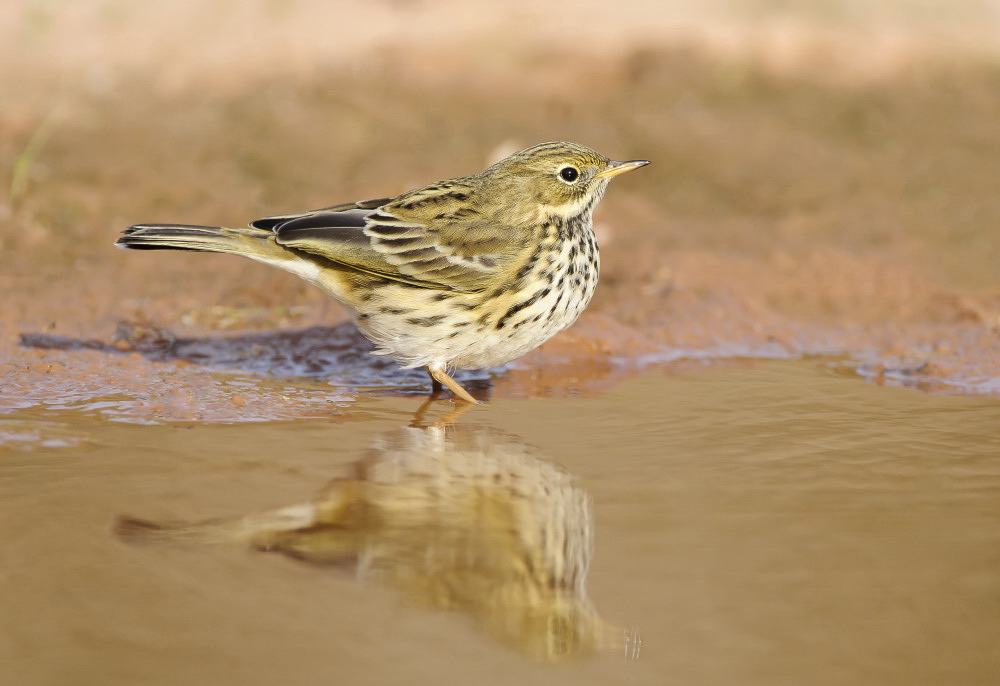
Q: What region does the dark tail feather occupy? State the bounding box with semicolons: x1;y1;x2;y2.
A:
116;224;276;257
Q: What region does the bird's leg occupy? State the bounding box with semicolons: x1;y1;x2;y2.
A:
427;369;444;394
426;366;480;404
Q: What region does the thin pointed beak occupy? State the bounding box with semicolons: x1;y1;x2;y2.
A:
595;159;650;180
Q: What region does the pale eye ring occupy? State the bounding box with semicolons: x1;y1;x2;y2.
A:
558;166;580;183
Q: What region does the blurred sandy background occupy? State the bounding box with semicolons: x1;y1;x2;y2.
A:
4;1;1000;91
3;0;1000;405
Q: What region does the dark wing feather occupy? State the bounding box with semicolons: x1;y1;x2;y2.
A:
274;210;419;285
250;198;389;231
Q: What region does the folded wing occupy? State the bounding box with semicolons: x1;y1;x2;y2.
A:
261;195;509;293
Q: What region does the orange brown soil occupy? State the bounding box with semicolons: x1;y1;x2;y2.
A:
2;7;1000;418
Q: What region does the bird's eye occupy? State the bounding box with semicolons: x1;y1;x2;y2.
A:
558;166;579;183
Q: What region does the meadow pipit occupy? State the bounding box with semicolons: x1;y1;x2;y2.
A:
118;142;648;403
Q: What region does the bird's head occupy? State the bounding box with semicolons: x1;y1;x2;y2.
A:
481;141;649;220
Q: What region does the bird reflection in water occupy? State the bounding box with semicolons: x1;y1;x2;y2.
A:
115;424;620;661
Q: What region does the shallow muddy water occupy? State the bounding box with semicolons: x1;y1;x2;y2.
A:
2;361;998;685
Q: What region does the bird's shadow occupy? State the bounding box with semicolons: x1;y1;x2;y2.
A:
19;321;494;397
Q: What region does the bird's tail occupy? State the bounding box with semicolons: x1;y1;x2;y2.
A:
116;224;325;285
117;224;281;259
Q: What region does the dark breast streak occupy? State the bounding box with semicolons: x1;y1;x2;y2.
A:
492;213;598;334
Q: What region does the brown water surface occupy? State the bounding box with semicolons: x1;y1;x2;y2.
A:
2;361;998;685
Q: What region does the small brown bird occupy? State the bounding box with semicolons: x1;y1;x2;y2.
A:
118;142;648;403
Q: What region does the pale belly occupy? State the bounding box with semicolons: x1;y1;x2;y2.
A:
352;274;596;370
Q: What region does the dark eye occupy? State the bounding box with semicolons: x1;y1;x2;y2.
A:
559;166;579;183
